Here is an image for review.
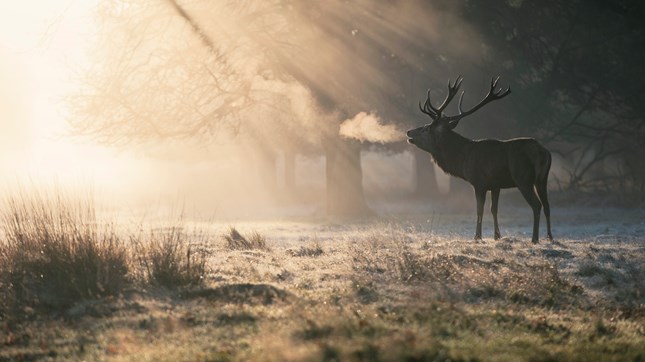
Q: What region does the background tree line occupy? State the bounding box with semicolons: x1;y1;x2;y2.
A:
71;0;645;215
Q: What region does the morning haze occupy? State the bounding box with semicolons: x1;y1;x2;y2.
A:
1;1;644;360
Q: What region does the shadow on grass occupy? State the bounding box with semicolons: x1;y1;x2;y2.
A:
182;283;293;305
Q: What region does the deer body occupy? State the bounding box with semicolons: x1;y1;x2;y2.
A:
430;134;550;189
407;76;553;243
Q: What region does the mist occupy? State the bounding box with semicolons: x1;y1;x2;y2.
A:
0;0;643;219
339;112;405;144
61;0;491;217
3;3;645;359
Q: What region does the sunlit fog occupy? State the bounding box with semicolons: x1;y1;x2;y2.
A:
0;1;137;191
1;2;644;360
0;0;454;217
1;1;643;217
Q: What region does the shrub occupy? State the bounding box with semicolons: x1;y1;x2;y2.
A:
133;226;209;288
0;188;129;311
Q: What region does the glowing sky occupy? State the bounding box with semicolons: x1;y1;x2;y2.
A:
0;0;138;190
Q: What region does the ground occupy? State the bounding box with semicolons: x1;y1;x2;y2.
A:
1;205;644;361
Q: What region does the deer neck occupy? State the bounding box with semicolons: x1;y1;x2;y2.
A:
432;131;473;179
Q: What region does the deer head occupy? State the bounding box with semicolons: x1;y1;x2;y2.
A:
406;76;511;153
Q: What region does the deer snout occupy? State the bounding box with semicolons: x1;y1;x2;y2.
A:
406;129;416;144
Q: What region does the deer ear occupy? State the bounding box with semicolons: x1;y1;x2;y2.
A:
447;119;461;130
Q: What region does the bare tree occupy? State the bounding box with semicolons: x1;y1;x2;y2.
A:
70;0;330;207
161;0;373;215
407;76;553;243
71;0;494;215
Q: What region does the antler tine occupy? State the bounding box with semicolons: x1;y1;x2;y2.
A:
454;75;464;90
457;90;465;114
497;84;511;98
436;75;463;115
426;88;442;116
419;101;431;116
419;89;439;119
489;76;511;98
491;76;500;91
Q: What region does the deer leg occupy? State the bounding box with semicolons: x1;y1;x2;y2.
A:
491;188;501;240
474;188;486;241
518;185;541;243
536;182;553;241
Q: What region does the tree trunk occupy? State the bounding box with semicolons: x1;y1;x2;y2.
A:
325;138;371;216
413;148;438;199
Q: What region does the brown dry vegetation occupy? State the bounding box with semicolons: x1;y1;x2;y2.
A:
0;192;644;361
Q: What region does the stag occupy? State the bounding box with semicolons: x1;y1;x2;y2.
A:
407;76;553;243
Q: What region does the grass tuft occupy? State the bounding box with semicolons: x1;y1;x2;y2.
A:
289;242;324;257
396;247;431;282
0;187;129;311
223;227;268;250
133;226;209;288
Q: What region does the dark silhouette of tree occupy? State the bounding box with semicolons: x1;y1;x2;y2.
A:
71;0;488;214
463;0;645;197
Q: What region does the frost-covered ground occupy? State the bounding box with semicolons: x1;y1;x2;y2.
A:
204;205;645;306
2;205;644;361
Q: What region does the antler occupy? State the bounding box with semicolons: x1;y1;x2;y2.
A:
419;75;464;120
443;76;511;123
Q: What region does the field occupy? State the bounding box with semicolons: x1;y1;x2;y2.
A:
1;195;644;361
